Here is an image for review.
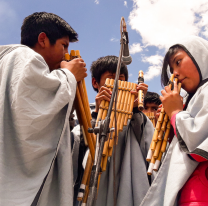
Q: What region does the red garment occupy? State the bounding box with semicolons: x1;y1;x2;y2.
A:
179;161;208;206
170;113;208;206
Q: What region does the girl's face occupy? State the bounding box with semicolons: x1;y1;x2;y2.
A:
169;50;200;93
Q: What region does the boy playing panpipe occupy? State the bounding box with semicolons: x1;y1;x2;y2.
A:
143;91;161;125
74;55;155;206
0;12;87;206
141;36;208;206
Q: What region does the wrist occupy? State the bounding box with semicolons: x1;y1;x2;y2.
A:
170;110;181;119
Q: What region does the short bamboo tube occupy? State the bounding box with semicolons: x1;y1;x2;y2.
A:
144;112;156;128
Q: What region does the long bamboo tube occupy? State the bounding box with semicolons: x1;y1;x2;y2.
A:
138;70;144;111
65;51;96;163
147;78;182;174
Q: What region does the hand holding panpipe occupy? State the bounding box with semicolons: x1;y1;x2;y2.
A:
65;51;96;162
146;74;182;175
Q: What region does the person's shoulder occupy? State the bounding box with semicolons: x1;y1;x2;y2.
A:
0;44;44;62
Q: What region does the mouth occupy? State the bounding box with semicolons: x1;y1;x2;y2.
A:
178;78;186;83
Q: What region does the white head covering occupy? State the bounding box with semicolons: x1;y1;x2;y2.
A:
170;36;208;159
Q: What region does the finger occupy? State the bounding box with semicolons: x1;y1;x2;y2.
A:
136;85;148;92
160;95;164;102
79;58;84;62
164;86;171;93
161;90;167;97
137;83;148;89
138;83;148;87
97;90;112;99
99;86;112;94
95;95;111;102
173;80;178;92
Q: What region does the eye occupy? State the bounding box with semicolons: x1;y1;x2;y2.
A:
176;60;181;66
63;44;68;48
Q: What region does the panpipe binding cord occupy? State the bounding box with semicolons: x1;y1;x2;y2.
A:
147;74;182;175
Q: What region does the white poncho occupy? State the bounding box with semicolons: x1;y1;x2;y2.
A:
0;45;77;206
141;36;208;206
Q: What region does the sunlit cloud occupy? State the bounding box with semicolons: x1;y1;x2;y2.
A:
128;0;208;81
129;43;143;54
110;37;119;42
142;55;163;81
124;1;128;7
95;0;99;4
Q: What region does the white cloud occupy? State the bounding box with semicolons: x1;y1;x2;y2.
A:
124;1;128;7
129;73;132;77
110;38;119;42
129;43;143;54
128;0;208;81
129;0;208;50
142;55;163;81
142;54;163;65
95;0;99;4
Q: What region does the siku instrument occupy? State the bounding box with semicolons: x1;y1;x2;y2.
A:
144;112;156;128
77;78;138;204
146;74;181;175
65;50;96;162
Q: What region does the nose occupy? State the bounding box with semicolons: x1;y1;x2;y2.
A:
173;68;179;78
64;48;68;54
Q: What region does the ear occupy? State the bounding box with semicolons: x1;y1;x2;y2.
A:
92;77;99;90
37;32;48;48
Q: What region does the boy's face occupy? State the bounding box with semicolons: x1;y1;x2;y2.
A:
143;102;159;122
169;50;200;93
44;36;69;71
93;71;126;92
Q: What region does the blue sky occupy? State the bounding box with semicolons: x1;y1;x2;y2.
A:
1;0;208;102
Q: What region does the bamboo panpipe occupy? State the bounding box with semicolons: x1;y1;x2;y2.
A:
138;70;144;111
146;74;182;175
101;79;136;171
144;112;156;128
77;78;137;202
65;51;96;163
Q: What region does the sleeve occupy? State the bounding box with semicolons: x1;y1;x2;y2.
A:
174;85;208;161
171;113;207;162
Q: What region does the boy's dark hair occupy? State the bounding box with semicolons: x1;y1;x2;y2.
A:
90;55;128;92
161;45;184;87
144;91;161;106
21;12;78;47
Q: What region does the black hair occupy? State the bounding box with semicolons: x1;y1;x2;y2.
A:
21;12;78;47
161;45;184;88
161;44;202;110
144;91;161;106
90;55;128;92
